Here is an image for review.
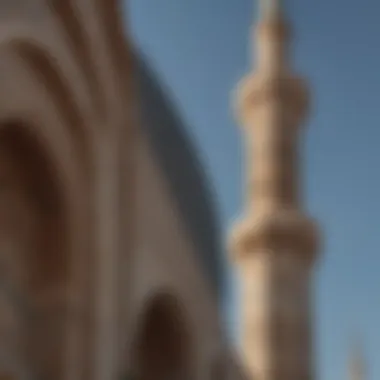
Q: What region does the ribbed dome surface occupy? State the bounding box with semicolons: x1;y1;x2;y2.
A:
134;52;225;299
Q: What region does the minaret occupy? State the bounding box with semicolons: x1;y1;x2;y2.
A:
230;1;320;380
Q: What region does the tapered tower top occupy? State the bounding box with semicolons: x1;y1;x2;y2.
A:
251;0;292;77
230;0;317;258
260;0;284;19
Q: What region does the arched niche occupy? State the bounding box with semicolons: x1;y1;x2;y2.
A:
0;122;69;380
129;292;192;380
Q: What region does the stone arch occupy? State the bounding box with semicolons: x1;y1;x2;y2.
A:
128;291;193;380
48;0;106;115
0;121;73;380
96;0;132;96
6;38;90;172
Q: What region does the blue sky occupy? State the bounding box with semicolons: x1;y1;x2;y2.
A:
126;0;380;379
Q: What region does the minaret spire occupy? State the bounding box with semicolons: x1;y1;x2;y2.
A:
254;0;290;75
261;0;283;19
230;1;320;380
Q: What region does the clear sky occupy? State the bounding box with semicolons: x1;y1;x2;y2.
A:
126;0;380;379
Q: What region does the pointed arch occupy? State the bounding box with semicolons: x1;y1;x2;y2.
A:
0;121;73;379
128;291;193;380
4;38;91;172
48;0;106;116
95;0;132;99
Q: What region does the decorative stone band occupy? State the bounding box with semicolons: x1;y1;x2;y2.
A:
235;74;309;128
230;209;319;262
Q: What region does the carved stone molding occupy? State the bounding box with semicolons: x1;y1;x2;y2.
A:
230;209;319;263
236;74;309;128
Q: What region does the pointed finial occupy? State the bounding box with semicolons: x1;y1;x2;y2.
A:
260;0;283;19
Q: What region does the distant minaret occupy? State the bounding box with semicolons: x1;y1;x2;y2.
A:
349;341;366;380
230;1;320;380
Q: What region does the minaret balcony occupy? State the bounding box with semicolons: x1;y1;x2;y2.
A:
235;73;309;128
230;209;319;263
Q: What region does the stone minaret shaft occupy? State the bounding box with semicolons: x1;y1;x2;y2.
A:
230;1;319;380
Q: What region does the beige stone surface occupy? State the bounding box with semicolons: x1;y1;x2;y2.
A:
0;1;241;379
230;2;320;380
124;134;234;379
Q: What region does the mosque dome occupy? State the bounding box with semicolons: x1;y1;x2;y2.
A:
134;51;226;299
